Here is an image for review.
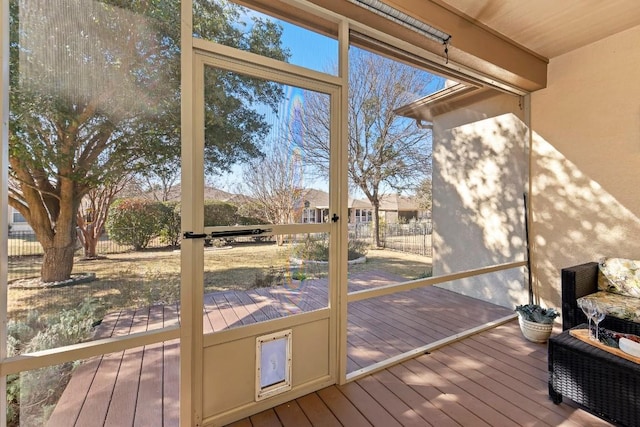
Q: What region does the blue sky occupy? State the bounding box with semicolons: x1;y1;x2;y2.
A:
279;21;338;75
215;6;444;197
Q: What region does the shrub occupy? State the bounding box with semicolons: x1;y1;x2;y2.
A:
205;238;229;248
6;298;100;427
290;270;307;281
159;201;181;247
347;239;369;260
292;236;330;262
204;201;238;226
106;199;167;250
236;215;268;226
292;236;368;262
234;201;269;225
254;267;284;288
414;267;433;280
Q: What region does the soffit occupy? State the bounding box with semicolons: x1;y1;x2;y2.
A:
309;0;548;91
431;0;640;59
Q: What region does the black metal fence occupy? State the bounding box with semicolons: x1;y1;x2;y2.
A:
7;230;169;281
7;230;168;257
9;221;433;280
349;221;433;257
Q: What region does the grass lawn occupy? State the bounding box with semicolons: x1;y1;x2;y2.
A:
5;241;432;427
8;242;432;323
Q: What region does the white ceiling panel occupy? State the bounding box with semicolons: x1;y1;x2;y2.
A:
433;0;640;58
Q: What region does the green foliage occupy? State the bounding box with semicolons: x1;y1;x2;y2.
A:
414;267;433;280
234;200;270;225
347;239;369;261
292;236;329;262
106;199;167;250
6;298;100;427
415;177;433;211
207;238;229;248
292;236;368;262
236;214;269;226
195;1;292;175
204;201;239;226
515;304;560;324
290;270;308;281
254;266;284;288
8;0;289;281
159;201;182;247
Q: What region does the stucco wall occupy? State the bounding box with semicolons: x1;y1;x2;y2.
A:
530;24;640;309
432;90;529;308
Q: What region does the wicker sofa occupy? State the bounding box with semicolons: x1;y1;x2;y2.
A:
561;260;640;333
555;261;640;425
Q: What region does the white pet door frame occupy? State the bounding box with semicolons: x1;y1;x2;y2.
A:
256;329;292;401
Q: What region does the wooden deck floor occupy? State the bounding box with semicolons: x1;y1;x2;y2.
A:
228;321;611;427
47;271;611;426
201;270;517;371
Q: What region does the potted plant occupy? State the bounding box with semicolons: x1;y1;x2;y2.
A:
515;303;560;343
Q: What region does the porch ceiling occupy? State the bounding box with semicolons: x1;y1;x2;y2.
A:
432;0;640;59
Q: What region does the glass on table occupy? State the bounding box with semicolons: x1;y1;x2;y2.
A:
592;302;607;342
578;298;596;340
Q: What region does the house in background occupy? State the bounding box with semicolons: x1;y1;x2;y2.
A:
299;188;373;224
7;206;32;234
348;197;373;224
298;188;330;223
378;193;427;223
299;188;425;225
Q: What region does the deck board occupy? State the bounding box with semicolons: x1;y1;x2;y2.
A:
272;401;313;427
336;381;403;427
355;374;430;426
103;346;144;426
316;386;372;427
48;271;613;427
103;308;150;426
387;363;491;427
292;393;342;427
375;367;459;427
249;409;282;427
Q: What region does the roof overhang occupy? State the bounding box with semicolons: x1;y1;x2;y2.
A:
394;83;499;123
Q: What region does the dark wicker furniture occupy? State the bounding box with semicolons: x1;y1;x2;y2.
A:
561;262;635;331
548;325;640;426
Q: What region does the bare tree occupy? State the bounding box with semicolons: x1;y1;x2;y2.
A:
304;48;438;247
76;176;130;259
415;177;433;212
242;143;304;245
140;157;181;202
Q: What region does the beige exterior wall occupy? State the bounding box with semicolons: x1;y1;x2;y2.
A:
530;24;640;309
432;91;529;308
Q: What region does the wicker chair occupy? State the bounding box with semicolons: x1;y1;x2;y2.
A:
561;261;636;332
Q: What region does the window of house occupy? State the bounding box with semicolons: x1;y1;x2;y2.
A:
12;211;27;223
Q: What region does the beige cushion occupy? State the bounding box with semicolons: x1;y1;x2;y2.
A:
579;291;640;323
598;257;640;298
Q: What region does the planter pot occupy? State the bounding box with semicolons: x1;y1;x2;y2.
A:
518;316;553;343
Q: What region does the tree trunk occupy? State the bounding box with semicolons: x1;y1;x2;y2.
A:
41;244;76;283
373;203;382;248
38;190;80;282
82;225;99;258
77;212;100;258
